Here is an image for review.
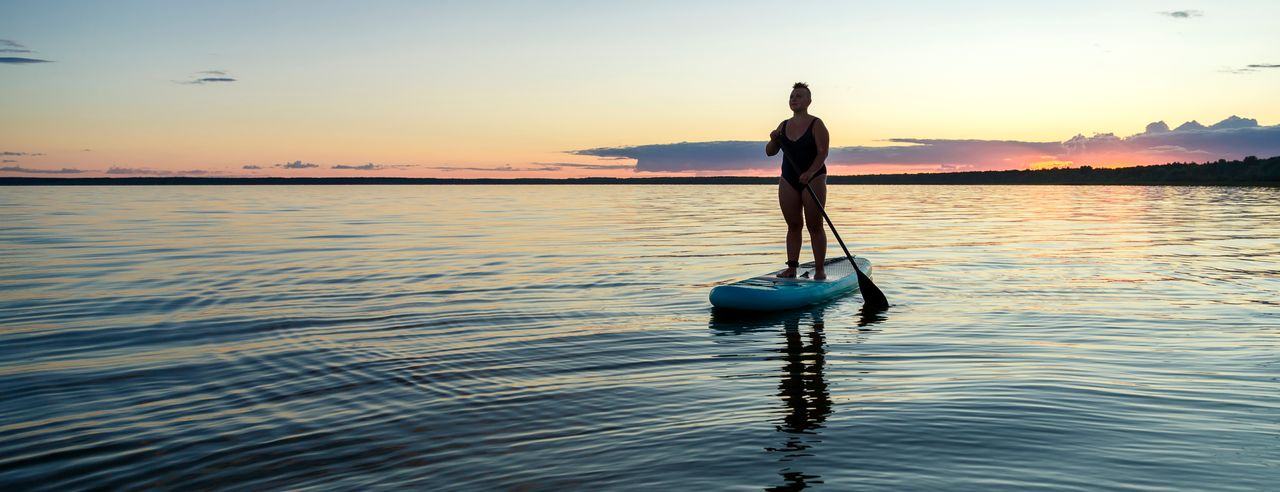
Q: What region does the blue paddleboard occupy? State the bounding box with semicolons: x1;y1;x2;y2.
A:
709;256;871;311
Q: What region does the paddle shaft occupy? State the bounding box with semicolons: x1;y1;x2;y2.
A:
800;184;855;266
784;153;890;308
781;153;856;264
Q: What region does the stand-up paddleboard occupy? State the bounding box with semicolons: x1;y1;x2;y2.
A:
709;256;872;311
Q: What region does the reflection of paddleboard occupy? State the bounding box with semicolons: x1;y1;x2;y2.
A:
709;256;871;311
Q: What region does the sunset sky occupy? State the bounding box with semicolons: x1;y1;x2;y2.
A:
3;1;1279;178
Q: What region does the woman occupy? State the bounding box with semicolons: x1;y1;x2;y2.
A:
765;82;829;279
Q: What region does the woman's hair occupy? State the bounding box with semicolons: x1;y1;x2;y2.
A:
793;82;809;93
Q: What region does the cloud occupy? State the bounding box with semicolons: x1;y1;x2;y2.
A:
571;116;1280;172
0;40;51;63
107;167;152;175
106;167;221;176
331;163;418;170
428;164;564;173
2;160;16;163
1225;63;1280;74
0;39;32;53
574;139;1062;172
274;160;320;169
0;57;52;64
248;161;418;171
1;151;44;156
431;161;636;172
184;77;237;84
0;166;84;174
533;162;638;171
571;141;779;172
179;70;237;84
1161;10;1203;18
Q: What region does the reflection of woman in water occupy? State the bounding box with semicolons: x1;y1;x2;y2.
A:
765;82;830;280
776;317;831;435
766;315;832;492
708;306;885;492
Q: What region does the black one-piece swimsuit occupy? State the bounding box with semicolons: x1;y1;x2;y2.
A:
778;117;826;191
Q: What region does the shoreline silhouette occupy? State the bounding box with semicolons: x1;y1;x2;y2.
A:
3;155;1276;186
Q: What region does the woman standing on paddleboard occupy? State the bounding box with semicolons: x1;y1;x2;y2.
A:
766;82;829;279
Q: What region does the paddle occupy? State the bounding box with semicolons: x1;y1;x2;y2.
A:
785;155;890;309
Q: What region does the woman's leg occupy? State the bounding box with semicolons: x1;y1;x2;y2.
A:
778;178;804;277
801;175;828;279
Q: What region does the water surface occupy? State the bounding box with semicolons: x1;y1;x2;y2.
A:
1;185;1277;490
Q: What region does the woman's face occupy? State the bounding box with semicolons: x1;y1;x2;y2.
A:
788;88;811;111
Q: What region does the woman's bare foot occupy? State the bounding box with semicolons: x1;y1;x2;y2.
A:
777;266;798;278
813;268;826;280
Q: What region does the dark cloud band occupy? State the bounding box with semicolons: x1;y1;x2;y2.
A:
331;163;417;170
0;57;52;64
0;39;35;54
1;166;84;174
106;167;218;176
185;77;237;84
571;116;1280;172
275;161;320;169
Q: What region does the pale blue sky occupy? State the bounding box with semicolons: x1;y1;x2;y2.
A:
2;1;1277;176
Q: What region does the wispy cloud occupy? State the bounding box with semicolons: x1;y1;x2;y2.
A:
0;39;32;53
0;166;84;174
242;165;262;170
2;160;16;163
274;160;320;169
571;141;777;172
571;116;1280;172
0;57;52;64
1224;63;1280;74
1;151;44;156
432;162;633;172
533;162;637;171
428;164;564;173
331;163;418;170
186;77;237;84
1160;10;1203;18
179;70;237;84
0;40;51;63
105;167;223;176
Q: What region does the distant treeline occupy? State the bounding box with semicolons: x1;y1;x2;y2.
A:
3;155;1278;186
831;155;1280;185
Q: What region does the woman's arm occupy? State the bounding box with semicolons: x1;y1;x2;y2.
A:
765;122;784;156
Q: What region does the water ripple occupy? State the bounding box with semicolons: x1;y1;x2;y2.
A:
1;185;1277;490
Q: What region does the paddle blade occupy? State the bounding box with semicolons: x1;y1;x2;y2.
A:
853;265;890;309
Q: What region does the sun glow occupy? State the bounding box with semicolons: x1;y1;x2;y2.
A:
1029;160;1075;170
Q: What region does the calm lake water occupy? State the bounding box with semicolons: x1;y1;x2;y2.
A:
1;185;1277;491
